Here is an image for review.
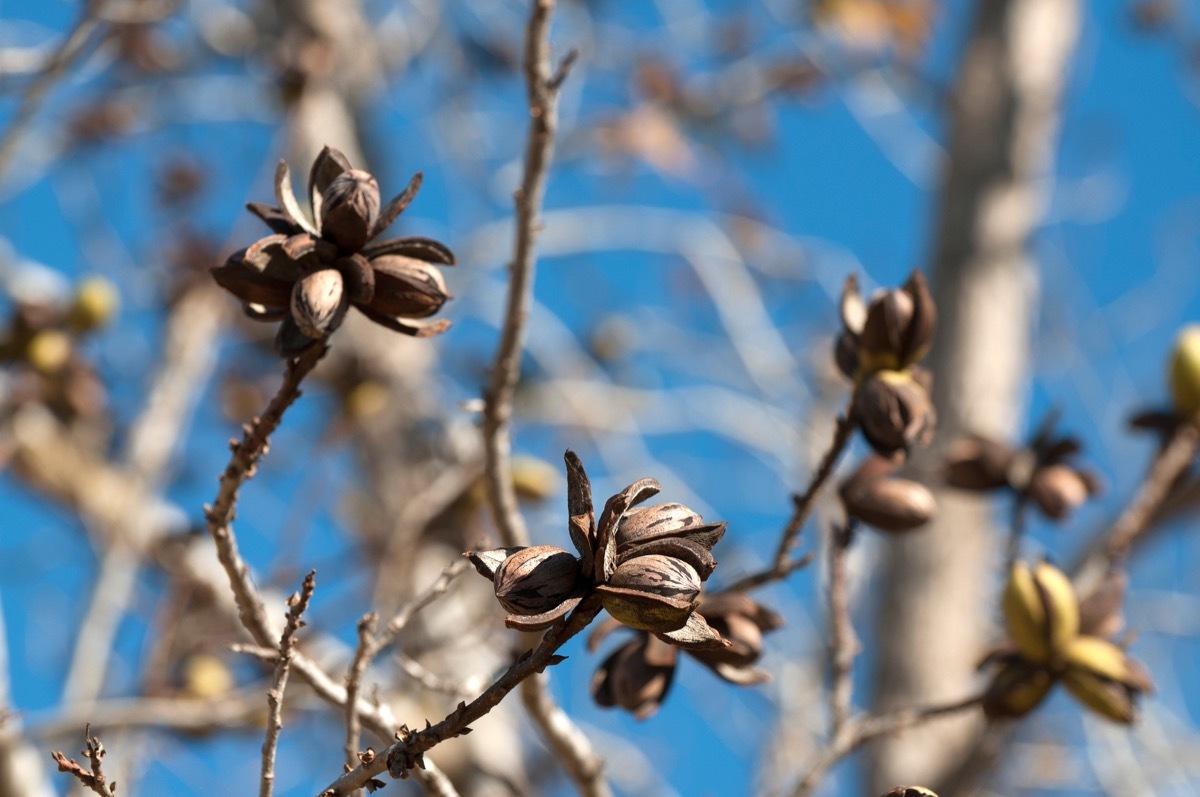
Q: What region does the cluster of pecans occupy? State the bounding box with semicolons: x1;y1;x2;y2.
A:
209;147;783;720
834;271;940;533
833;273;1108;534
468;452;731;644
212;146;453;357
983;561;1152;723
831;273;1152;728
467;452;783;717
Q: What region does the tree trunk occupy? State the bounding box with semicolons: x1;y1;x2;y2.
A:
868;1;1080;792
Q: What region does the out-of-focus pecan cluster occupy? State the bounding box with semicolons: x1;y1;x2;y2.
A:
835;271;937;458
983;561;1152;723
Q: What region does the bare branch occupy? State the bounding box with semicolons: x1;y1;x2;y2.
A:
520;674;609;797
315;597;603;797
481;0;575;550
853;693;989;746
29;692;269;739
789;693;987;797
1055;424;1195;643
261;571;316;797
203;343;329;649
199;339;460;793
474;5;611;797
50;725;116;797
719;407;855;594
1103;423;1200;565
344;613;377;772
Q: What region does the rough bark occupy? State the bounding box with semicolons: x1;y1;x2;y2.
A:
868;1;1080;792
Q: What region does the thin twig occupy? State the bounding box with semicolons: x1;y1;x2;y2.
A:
719;407;856;594
788;693;986;797
50;724;116;797
827;522;858;736
348;561;472;755
481;0;576;550
315;596;604;797
345;613;377;773
232;646;395;737
261;570;316;797
1103;423;1199;564
853;692;988;743
203;343;328;649
234;642;458;795
774;409;857;567
717;552;816;594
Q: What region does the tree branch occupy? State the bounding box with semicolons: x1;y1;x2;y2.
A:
202;343;328;649
1103;423;1199;565
50;725;116;797
481;0;575;550
344;613;377;772
315;597;603;796
789;693;986;797
475;4;609;796
261;571;316;797
718;407;855;594
520;675;609;797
